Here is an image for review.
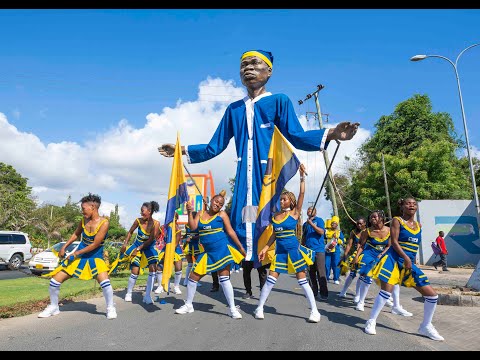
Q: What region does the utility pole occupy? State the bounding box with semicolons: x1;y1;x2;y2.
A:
299;84;339;221
381;153;392;219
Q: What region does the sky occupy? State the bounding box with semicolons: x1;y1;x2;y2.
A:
0;9;479;228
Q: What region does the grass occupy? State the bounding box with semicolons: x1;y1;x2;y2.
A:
0;270;150;318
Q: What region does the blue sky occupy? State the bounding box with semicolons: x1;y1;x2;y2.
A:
0;9;479;227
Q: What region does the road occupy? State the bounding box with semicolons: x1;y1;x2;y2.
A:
0;272;445;351
0;265;32;280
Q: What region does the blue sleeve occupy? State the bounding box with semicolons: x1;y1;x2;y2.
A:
275;94;330;151
339;231;345;241
187;106;234;163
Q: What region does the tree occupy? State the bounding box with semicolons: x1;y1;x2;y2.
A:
107;204;127;240
337;94;472;232
0;163;36;230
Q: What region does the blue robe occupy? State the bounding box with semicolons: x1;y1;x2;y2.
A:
186;93;328;262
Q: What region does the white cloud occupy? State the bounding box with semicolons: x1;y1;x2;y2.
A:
0;76;368;229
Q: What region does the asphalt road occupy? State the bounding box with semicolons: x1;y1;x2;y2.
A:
0;265;32;280
0;273;438;351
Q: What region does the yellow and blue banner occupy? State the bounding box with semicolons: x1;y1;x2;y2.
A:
162;132;189;292
254;125;300;267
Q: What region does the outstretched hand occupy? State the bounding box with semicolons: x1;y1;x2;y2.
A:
327;121;360;142
158;143;175;157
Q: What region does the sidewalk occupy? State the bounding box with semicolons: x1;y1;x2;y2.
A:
381;265;480;351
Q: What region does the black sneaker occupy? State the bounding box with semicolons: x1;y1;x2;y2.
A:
242;292;253;299
442;268;449;272
433;264;438;270
210;287;219;292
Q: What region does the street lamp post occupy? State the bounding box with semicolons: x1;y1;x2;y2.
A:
411;44;480;214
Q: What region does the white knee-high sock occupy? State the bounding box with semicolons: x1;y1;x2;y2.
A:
174;271;182;287
145;273;155;298
100;279;114;308
298;277;318;313
156;271;163;288
392;284;401;308
186;278;198;305
355;276;362;296
421;295;438;327
49;279;61;307
183;263;193;286
358;276;372;304
369;289;391;320
219;275;235;309
340;273;354;295
127;274;138;295
257;275;277;309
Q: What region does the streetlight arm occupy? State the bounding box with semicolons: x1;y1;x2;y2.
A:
456;43;480;67
425;54;456;70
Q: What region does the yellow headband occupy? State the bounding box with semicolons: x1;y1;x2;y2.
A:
241;51;273;69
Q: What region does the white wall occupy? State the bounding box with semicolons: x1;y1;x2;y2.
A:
417;200;480;266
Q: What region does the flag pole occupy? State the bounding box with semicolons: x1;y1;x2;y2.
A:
311;140;341;211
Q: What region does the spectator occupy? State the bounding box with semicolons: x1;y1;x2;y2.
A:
433;231;449;271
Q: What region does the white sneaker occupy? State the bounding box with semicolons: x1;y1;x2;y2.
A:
254;307;264;319
125;293;132;302
38;304;60;318
106;306;117;320
354;295;360;303
338;292;347;298
334;280;340;285
364;319;376;335
308;311;321;323
385;298;394;307
143;296;153;304
355;302;365;312
154;286;164;294
418;323;445;341
172;286;182;295
175;303;194;314
228;307;243;319
391;306;413;317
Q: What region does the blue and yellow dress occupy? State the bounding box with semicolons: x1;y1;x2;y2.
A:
183;225;204;257
270;212;315;274
46;218;109;280
374;217;430;287
109;218;159;274
158;227;184;264
356;228;389;278
191;212;244;275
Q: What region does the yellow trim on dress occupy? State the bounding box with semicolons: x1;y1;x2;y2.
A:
367;228;390;242
272;211;290;224
199;211;219;224
395;216;421;235
82;218;108;237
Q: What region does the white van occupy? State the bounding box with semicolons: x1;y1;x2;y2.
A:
0;231;33;270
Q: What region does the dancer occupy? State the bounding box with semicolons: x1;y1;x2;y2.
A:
120;201;161;304
174;190;246;319
254;164;320;323
156;213;184;295
364;198;443;341
338;217;366;299
39;193;117;320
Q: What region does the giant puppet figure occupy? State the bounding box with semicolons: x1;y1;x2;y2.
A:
158;50;360;270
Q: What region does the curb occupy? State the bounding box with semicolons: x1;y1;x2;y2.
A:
438;292;480;307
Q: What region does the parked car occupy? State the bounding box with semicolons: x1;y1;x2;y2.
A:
0;231;33;270
28;241;80;275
